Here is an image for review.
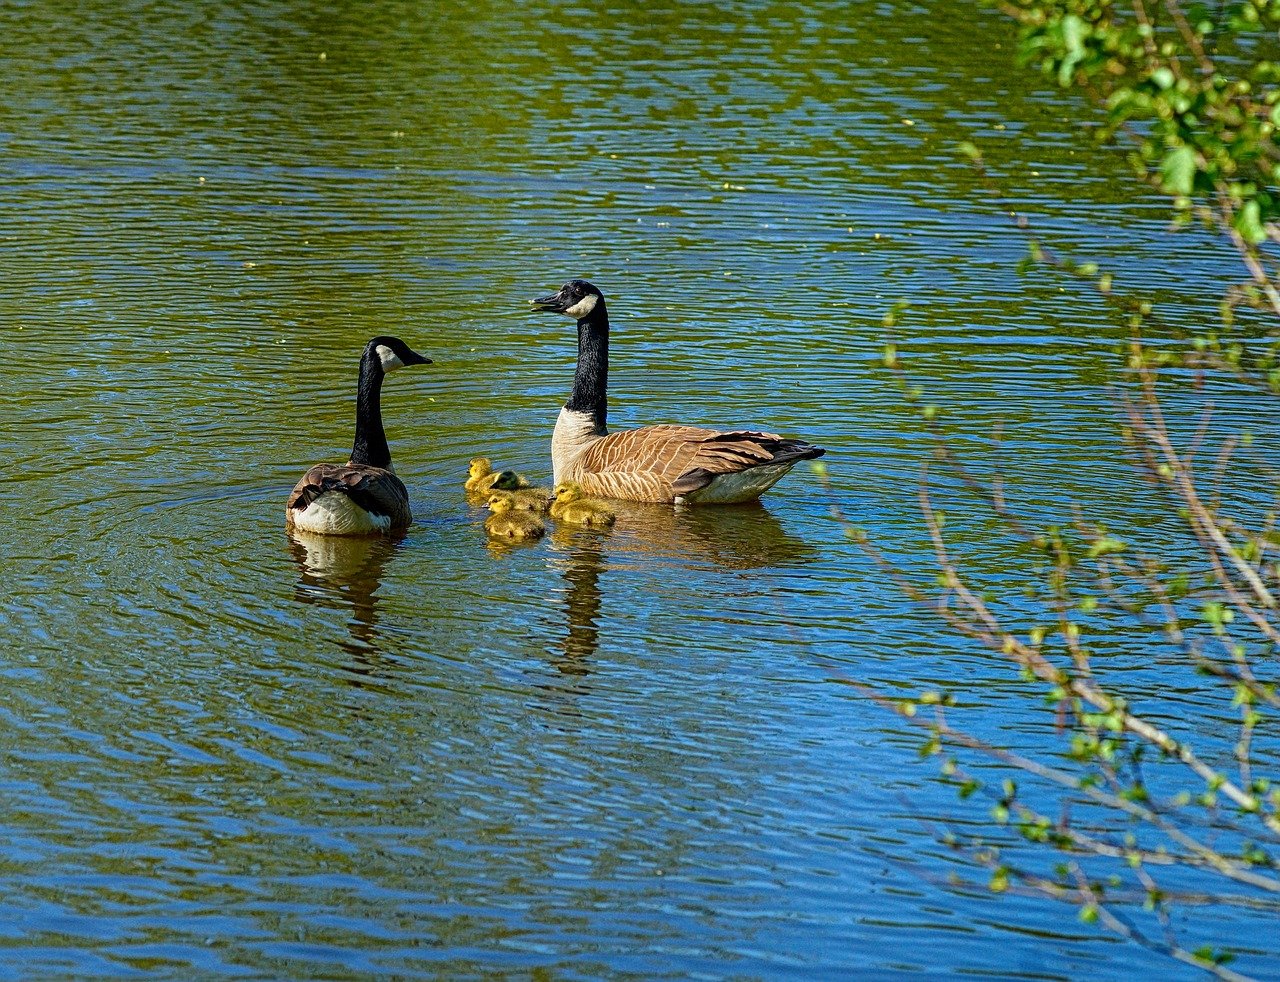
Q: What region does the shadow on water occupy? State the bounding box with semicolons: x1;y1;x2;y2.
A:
286;529;405;679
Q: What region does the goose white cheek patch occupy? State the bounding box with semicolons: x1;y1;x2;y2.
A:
376;345;405;371
563;294;598;319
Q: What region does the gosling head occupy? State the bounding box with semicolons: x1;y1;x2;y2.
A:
468;457;493;479
552;481;585;503
490;470;525;491
530;279;605;320
486;493;516;514
366;336;432;373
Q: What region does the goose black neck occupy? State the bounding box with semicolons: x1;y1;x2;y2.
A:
349;349;391;469
566;299;609;433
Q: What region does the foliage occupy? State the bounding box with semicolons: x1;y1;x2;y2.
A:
1001;0;1280;334
835;1;1280;977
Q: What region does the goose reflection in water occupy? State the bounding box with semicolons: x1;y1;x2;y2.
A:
547;532;606;682
604;499;813;570
287;529;404;680
543;500;813;684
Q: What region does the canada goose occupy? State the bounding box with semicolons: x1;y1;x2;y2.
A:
491;472;553;513
465;458;529;496
550;481;617;527
485;493;546;541
286;336;431;535
529;279;826;503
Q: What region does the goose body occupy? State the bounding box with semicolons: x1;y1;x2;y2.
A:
531;280;825;504
286;336;431;536
287;463;407;534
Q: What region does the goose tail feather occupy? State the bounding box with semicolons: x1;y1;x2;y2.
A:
670;434;826;497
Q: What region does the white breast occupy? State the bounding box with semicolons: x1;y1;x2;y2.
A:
290;492;391;535
551;407;605;484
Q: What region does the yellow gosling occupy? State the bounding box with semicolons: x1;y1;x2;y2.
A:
467;459;530;496
550;481;616;527
465;457;496;493
491;473;552;513
489;469;530;491
513;487;553;513
485;493;546;541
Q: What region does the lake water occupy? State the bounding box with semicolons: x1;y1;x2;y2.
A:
2;0;1276;977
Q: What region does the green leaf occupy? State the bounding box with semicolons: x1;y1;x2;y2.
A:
1160;146;1196;196
1087;535;1127;558
1058;15;1088;87
1235;200;1267;245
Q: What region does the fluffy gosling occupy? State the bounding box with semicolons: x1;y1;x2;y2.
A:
466;458;530;496
492;471;552;513
550;481;616;527
465;457;499;493
485;493;546;541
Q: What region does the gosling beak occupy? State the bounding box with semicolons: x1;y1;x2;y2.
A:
529;291;568;313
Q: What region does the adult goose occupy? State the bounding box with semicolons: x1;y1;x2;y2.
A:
286;336;431;535
529;279;825;504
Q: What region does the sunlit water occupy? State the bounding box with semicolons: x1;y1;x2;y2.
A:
2;0;1276;977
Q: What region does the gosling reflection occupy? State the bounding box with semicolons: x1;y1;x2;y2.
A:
287;530;403;674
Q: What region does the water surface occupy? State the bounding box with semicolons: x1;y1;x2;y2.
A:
2;0;1275;977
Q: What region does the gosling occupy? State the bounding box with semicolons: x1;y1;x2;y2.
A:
466;457;529;496
550;481;616;527
492;472;552;513
485;493;546;541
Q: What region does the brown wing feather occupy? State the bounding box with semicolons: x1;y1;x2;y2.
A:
287;463;412;527
573;425;824;502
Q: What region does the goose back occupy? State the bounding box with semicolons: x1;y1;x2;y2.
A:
560;423;823;503
287;463;411;534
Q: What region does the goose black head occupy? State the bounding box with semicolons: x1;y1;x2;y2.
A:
366;336;433;372
530;279;604;319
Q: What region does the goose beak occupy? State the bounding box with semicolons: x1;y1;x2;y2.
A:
404;349;433;366
530;291;567;313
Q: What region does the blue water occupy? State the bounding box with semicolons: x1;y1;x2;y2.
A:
1;0;1276;977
